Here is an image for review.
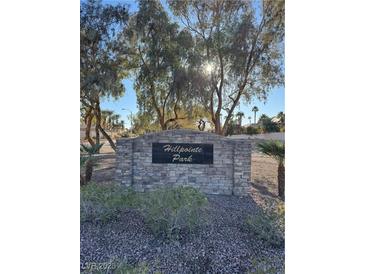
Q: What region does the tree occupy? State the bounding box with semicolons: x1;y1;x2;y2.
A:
252;106;259;124
80;143;104;186
257;113;269;124
258;114;279;132
131;111;161;135
101;110;114;129
277;111;285;127
127;0;197;131
80;0;130;151
257;141;285;200
169;0;284;135
236;111;245;126
248;116;252;124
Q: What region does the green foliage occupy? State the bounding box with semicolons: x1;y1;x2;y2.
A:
244;201;285;248
80;182;140;222
80;156;87;168
257;141;285;163
276;111;285;126
127;0;198;130
140;186;208;240
131;111;161;135
80;143;104;185
81;183;208;239
169;0;284;133
252;106;259;112
258;114;280;133
236;111;245;126
245;125;261;135
81;143;104;155
80;0;129;100
225;123;245;136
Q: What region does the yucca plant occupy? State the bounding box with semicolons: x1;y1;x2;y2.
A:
80;143;103;186
257;141;285;200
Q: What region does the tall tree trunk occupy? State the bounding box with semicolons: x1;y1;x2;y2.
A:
278;162;285;200
94;101;117;152
98;125;117;151
95;124;100;148
85;112;95;147
254;112;256;124
160;116;167;130
214;114;222;135
85;159;93;183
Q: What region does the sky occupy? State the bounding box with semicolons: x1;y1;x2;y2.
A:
99;0;285;128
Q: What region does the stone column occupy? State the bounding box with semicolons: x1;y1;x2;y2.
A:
233;139;252;196
115;139;133;187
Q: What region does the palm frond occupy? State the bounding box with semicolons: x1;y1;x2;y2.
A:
257;141;285;163
80;143;104;155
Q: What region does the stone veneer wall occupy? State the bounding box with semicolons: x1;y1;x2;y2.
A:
115;129;252;196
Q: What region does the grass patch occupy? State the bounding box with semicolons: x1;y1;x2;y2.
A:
81;183;209;240
140;186;208;240
80;182;140;222
244;200;284;248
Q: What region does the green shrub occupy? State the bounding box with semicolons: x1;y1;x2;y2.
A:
244;201;284;247
80;182;140;222
140;186;208;239
245;125;261;135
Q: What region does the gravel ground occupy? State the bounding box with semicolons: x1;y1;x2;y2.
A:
81;152;284;273
81;195;284;273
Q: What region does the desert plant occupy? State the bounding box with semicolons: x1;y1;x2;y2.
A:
140;186;208;240
80;182;139;222
80;143;103;185
244;202;285;248
257;141;285;200
245;125;261;135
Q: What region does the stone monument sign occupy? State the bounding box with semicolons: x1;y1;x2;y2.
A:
115;129;252;196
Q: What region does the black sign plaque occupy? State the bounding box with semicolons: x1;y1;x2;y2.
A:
152;143;213;164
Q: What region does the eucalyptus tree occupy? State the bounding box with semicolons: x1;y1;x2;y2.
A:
168;0;284;135
80;0;130;150
127;0;198;130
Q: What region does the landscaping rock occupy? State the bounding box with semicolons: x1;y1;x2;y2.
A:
81;195;284;273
